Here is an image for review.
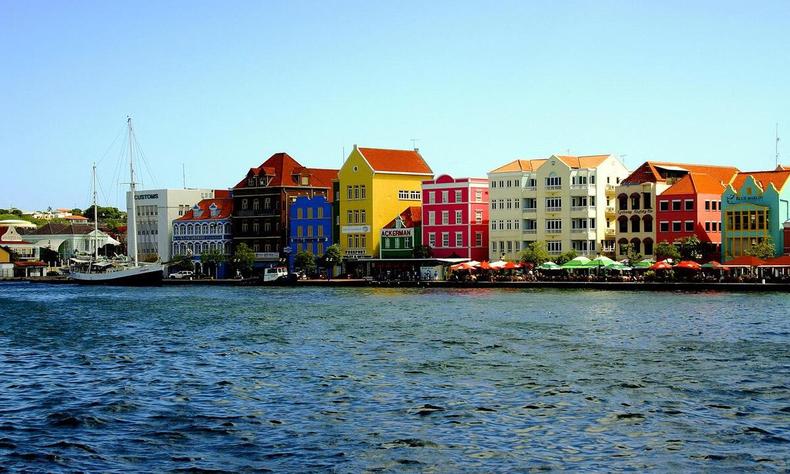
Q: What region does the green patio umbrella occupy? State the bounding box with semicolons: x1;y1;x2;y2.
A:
561;256;591;269
632;259;654;269
605;262;632;271
537;261;561;270
581;255;615;268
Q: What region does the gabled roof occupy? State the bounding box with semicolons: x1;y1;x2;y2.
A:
554;154;611;169
175;197;234;222
0;226;33;245
30;222;96;235
489;159;547;174
730;170;790;193
234;153;338;192
383;206;422;229
357;147;433;175
660;173;727;196
622;161;739;185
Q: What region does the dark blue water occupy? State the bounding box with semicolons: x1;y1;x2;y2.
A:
0;283;788;472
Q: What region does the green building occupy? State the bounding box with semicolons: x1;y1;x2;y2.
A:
380;206;422;258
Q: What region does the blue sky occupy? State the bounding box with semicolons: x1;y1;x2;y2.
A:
2;1;788;210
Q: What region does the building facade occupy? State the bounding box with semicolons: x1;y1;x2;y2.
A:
172;192;233;278
24;222;120;261
231;152;337;270
488;154;628;260
655;173;728;255
337;146;433;260
615;162;738;259
126;188;216;262
288;195;333;269
721;169;790;260
421;175;489;261
380;206;422;259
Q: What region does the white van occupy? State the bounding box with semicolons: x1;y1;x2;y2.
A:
263;267;288;282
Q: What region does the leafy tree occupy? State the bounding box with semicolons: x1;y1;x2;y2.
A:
745;237;776;260
200;248;225;278
83;205;126;222
232;243;255;276
654;241;680;262
621;243;643;263
555;249;578;265
170;255;195;272
519;241;550;266
678;236;702;260
412;244;432;259
70;208;82;216
294;250;317;276
322;244;342;279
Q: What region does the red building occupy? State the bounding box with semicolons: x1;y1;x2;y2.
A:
421;175;489;261
656;172;731;254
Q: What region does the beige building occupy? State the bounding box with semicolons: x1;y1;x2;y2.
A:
488;154;628;260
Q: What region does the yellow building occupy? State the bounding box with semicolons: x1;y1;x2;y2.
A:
338;145;433;259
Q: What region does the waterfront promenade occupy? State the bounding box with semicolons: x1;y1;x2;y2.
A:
9;276;790;292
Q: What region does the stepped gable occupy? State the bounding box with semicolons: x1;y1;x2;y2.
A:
357;147;433;174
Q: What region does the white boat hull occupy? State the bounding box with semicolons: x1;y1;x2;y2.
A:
70;264;163;286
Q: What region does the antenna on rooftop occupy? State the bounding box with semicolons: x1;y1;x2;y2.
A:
776;122;781;168
182;163;186;189
410;138;420;151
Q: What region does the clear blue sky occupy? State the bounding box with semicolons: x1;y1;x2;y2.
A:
2;1;788;211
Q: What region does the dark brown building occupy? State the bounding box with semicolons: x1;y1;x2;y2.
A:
231;152;337;269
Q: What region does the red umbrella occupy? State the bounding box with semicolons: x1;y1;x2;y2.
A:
650;260;673;271
676;260;702;271
479;261;491;270
503;261;520;270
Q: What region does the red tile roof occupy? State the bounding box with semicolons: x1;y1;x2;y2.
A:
489;158;547;173
383;206;422;229
233;153;338;201
623;161;739;185
661;173;728;196
724;255;766;267
555;154;611;169
175;198;234;221
357;147;433;175
730;170;790;192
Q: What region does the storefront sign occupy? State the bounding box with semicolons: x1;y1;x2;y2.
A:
381;228;413;238
341;225;371;234
135;193;159;200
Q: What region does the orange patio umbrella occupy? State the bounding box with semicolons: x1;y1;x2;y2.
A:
675;260;702;271
650;260;673;271
479;261;491;270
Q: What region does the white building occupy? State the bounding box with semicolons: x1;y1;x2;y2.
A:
126;188;216;262
488;154;629;260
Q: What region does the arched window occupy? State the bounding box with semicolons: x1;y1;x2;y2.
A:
618;216;629;233
630;193;641;210
225;223;231;234
643;215;653;233
187;224;193;235
618;238;629;255
630;238;641;254
202;224;209;235
187;242;194;253
225;242;231;254
618;193;628;211
630;215;641;233
643;238;654;256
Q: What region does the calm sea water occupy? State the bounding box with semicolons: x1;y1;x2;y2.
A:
0;283;788;472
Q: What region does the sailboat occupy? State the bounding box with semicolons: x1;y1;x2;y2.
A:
70;117;164;285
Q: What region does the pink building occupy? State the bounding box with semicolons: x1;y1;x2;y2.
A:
421;174;489;261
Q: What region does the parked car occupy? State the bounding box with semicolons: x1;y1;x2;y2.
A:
169;270;194;279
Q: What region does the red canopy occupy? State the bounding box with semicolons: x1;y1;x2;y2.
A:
450;262;476;271
650;260;673;271
761;255;790;267
503;261;520;270
676;260;702;271
724;255;766;267
479;261;491;270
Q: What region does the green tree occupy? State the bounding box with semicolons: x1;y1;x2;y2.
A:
170;255;194;272
70;208;82;216
621;243;643;263
519;241;550;266
83;205;125;222
678;236;702;260
412;244;432;259
745;237;776;259
294;250;317;276
200;248;225;278
655;241;680;262
555;249;578;265
322;244;342;279
232;243;255;276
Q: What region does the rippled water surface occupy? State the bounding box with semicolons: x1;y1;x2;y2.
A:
0;283;788;472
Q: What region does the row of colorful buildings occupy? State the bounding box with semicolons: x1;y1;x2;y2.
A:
112;146;790;277
5;146;788;278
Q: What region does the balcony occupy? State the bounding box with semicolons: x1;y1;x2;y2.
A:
605;206;616;217
546;206;562;212
605;184;616;195
524;185;537;192
605;228;615;238
571;228;592;234
545;228;562;234
523;207;537;213
545;184;562;191
235;209;277;217
571;205;595;213
523;228;537;234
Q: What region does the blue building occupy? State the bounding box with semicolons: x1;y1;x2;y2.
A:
172;192;234;278
288;195;333;270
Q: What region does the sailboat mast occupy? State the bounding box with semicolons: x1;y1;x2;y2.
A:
127;116;139;267
93;162;99;259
